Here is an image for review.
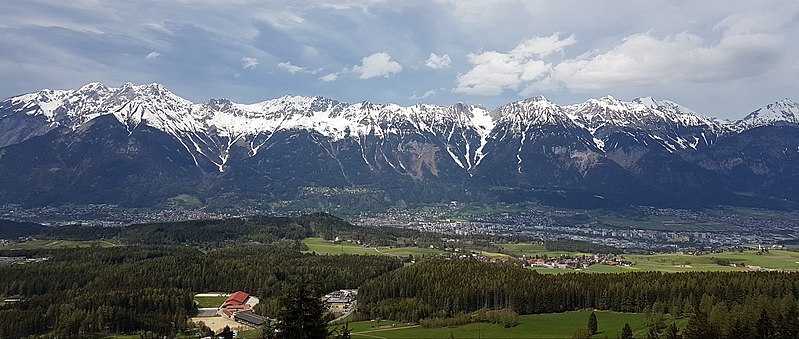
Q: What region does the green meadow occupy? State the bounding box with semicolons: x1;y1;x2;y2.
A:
193;296;227;308
341;311;656;339
302;238;445;258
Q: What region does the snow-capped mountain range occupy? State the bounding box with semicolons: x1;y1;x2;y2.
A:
0;82;797;208
3;82;784;171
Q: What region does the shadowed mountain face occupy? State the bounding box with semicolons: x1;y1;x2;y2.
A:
0;83;797;209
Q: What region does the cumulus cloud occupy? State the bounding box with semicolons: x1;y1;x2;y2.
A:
456;24;786;98
145;51;160;60
425;53;451;69
277;61;322;75
319;73;338;82
241;57;259;70
411;89;437;99
454;33;575;95
551;28;784;90
277;61;307;74
353;52;402;79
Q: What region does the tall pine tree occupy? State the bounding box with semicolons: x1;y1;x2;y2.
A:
621;323;634;339
588;312;598;335
275;283;329;339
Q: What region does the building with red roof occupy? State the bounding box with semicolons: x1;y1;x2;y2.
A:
218;291;258;318
221;291;249;309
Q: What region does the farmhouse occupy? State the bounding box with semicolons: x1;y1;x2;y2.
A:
218;291;260;319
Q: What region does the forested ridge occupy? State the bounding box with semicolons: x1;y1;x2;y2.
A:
359;259;799;338
0;241;401;337
3;213;799;338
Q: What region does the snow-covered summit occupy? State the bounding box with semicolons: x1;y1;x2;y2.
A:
1;82;788;171
491;96;573;128
565;96;722;132
735;98;799;131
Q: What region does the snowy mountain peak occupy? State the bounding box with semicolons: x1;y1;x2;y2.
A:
633;96;658;108
492;96;571;127
736;98;799;130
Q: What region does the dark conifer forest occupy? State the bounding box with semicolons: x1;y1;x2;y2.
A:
1;214;798;338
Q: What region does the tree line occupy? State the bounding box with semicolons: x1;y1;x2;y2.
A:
0;241;401;337
358;259;799;338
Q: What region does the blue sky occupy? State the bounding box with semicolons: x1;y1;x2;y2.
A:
1;0;798;119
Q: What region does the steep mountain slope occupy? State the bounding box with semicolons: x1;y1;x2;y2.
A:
684;124;799;205
0;115;203;206
0;82;797;209
734;98;799;131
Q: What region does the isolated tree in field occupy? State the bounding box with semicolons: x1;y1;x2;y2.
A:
275;283;329;339
588;312;598;334
620;323;634;339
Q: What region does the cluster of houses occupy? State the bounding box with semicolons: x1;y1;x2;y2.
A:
322;289;357;313
525;254;633;269
452;251;633;270
217;291;267;327
0;256;49;265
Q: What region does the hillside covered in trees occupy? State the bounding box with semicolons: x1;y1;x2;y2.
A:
359;259;799;338
2;214;798;338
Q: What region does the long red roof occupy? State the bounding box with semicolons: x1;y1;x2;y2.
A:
225;291;249;305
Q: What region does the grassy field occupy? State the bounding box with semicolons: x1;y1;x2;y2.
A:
479;250;512;259
194;296;227;308
340;311;653;338
306;237;799;272
625;250;799;272
3;239;121;249
529;250;799;274
303;238;445;258
498;243;583;257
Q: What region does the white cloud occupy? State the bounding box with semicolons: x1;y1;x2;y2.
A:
425;53;451;69
454;33;574;95
353;52;402;79
145;51;160;60
551;28;784;90
319;73;338;82
277;61;322;75
241;57;258;70
277;61;306;74
254;10;306;30
411;89;437;99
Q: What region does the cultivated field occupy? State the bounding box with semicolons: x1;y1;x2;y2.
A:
340;311;656;339
302;238;445;257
